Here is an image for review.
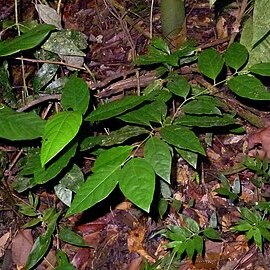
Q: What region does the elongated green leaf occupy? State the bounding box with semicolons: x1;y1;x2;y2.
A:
227;75;270;100
59;227;87;246
166;75;190;98
0;106;45;140
160;125;205;155
34;142;77;186
194;235;203;255
175;115;236;127
80;125;148;151
41;111;82;167
86;96;146;122
67;146;133;216
203;227;220;240
119;158;155;212
25;210;60;269
198;48;224;81
0;24;55;57
61;76;90;115
182;96;221;115
249;63;270;76
253;227;263;251
182;215;200;233
118;100;167;126
144;137;171;183
225;43;248;71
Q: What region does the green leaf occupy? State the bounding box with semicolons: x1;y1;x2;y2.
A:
25;211;60;270
41;111;82;167
42;30;86;57
67;146;133;216
231;222;252;232
240;207;259;224
59;227;87;246
0;24;55;57
176;148;198;169
203;228;220;240
86;96;146;122
24;143;77;189
175;114;236;127
0;106;45;140
61;76;90;115
198;48;224;81
249;63;270;76
32;63;59;92
119;158;155;212
58;164;84;192
151;38;170;54
186;238;195;258
54;184;72;206
158;198;168;218
80;125;149;151
182;95;221;115
253;227;263;251
144;137;172;183
55;251;76;270
160;125;205;155
228;75;270;100
118;100;167;126
166;75;190;99
225;43;248;70
182;215;200;233
194;235;204;255
252;0;270;46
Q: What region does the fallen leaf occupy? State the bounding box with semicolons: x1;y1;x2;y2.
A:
0;232;10;257
11;229;33;267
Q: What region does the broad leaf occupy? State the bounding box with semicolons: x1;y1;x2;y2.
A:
86;96;146;122
203;228;220;240
225;43;248;71
249;63;270;76
80;126;149;151
67;146;133;216
182;95;221;115
0;24;55;57
144;137;172;183
175;114;236;127
198;48;224;81
0;106;45;140
119;158;155;212
252;0;270;46
61;76;90;115
160;125;205;155
166;75;190;98
41;111;82;167
118;100;167;126
227;75;270;100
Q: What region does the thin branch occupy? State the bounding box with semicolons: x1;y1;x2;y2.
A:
16;94;61;112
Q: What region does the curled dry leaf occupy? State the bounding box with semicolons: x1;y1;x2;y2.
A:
248;127;270;159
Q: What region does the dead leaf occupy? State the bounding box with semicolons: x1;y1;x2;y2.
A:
11;229;33;267
0;232;10;257
248;127;270;159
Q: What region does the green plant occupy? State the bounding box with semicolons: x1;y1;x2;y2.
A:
161;215;220;268
232;207;270;251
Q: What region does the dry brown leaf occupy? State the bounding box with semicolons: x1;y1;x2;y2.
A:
0;232;10;257
11;229;33;267
248;127;270;159
216;16;228;39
